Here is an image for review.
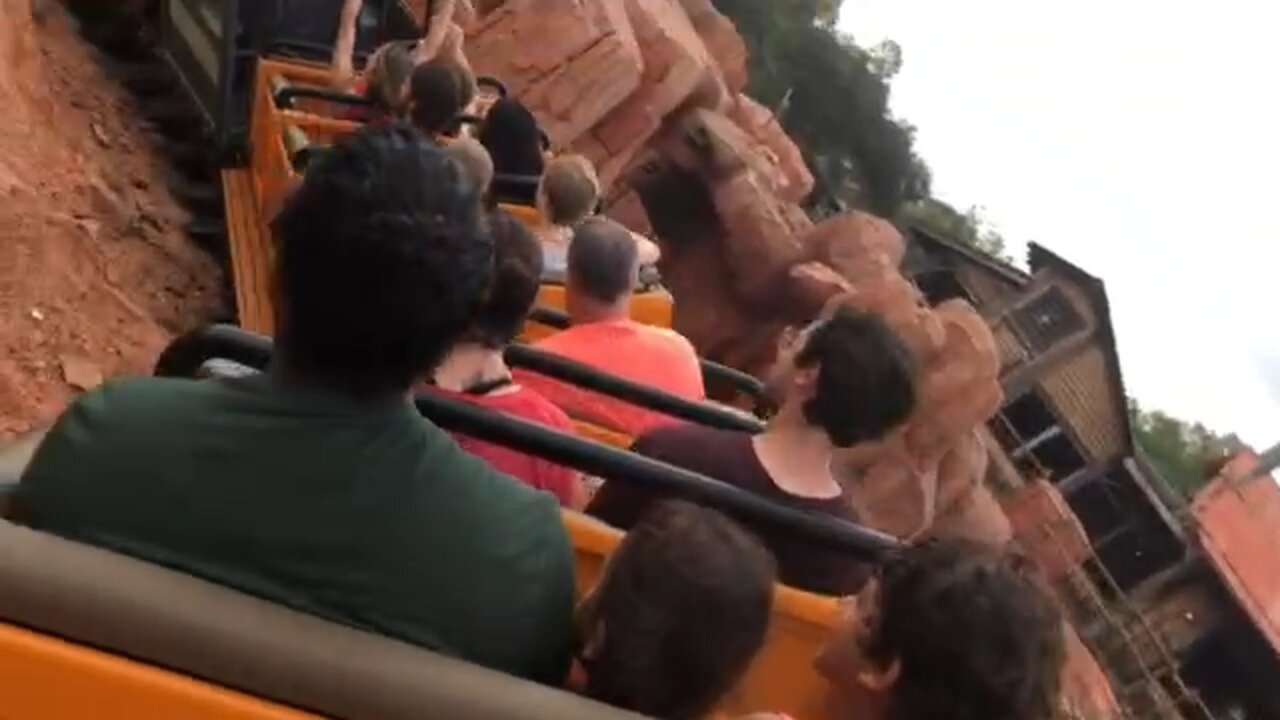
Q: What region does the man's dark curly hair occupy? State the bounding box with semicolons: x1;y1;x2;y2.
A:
272;122;490;397
871;539;1065;720
797;307;916;448
580;500;776;720
464;209;542;348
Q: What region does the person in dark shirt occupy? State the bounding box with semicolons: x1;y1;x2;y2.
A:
587;306;917;595
479;97;547;187
18;124;575;684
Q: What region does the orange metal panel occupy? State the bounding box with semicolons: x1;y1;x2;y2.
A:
0;623;316;720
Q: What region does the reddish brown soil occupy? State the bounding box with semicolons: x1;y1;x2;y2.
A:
0;1;222;437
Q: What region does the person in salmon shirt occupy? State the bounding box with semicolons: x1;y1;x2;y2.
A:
516;217;705;437
426;210;584;508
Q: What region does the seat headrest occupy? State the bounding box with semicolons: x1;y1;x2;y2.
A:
0;519;644;720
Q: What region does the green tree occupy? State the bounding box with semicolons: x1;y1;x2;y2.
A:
899;197;1011;262
712;0;931;215
1129;399;1232;499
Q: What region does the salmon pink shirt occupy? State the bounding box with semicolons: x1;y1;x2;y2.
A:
515;319;705;437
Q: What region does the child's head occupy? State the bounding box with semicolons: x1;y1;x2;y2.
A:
409;61;477;137
815;539;1065;720
363;41;417;114
576;500;776;720
537;154;600;227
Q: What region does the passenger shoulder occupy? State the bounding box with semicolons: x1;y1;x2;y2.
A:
66;376;223;423
645;324;698;353
444;443;566;521
633;422;723;456
518;388;574;430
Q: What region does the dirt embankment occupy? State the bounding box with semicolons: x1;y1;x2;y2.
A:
0;1;222;437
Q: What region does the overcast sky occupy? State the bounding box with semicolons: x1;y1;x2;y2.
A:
839;0;1280;448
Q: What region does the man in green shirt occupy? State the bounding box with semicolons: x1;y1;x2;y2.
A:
17;124;575;685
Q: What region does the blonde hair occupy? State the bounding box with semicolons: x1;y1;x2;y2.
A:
444;138;494;193
540;154;600;227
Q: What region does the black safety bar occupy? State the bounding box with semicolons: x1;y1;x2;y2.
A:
491;173;541;207
274;85;376;110
414;393;899;558
525;307;767;403
154;325;274;379
155;326;902;560
504;344;763;433
476;76;508;98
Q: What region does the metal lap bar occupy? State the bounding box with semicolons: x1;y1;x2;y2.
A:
503;343;764;433
153;325;902;561
525;307;767;402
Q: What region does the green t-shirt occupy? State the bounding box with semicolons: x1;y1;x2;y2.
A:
18;374;575;685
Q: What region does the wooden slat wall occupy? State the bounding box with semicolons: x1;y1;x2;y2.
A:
1037;345;1124;464
957;265;1020;308
994;323;1029;371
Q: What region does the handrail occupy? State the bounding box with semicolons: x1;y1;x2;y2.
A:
504;344;764;433
154;324;274;378
525;307;767;403
476;76;508;98
274;85;375;110
413;393;899;559
155;326;761;433
154;326;902;560
490;173;541;206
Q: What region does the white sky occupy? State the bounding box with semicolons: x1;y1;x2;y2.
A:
839;0;1280;448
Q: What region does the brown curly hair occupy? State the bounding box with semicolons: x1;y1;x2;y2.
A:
870;539;1066;720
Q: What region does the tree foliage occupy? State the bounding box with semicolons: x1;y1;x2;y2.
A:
712;0;930;215
1129;399;1235;500
900;198;1012;262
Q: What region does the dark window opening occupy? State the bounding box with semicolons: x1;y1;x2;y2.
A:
1068;479;1129;538
914;269;973;306
1030;431;1088;482
1093;524;1184;591
1001;392;1057;443
1012;286;1085;353
1068;469;1186;590
1182;606;1280;720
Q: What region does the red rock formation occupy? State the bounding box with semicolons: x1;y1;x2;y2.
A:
464;0;1006;543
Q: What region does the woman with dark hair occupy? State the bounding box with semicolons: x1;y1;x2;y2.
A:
479;97;547;190
572;500;776;720
426;210;583;508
